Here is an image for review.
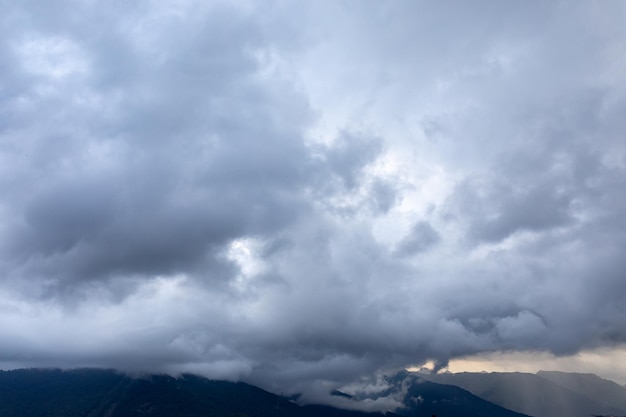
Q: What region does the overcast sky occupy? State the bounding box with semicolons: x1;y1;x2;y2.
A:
1;0;626;406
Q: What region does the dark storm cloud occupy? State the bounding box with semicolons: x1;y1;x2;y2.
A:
439;80;626;356
0;1;317;294
1;0;626;409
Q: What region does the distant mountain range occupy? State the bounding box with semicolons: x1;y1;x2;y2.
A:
420;370;626;417
537;370;626;412
0;368;623;417
381;371;531;417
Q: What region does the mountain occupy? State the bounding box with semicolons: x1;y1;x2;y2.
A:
0;368;532;417
390;373;531;417
0;368;127;417
537;370;626;413
419;371;624;417
0;369;400;417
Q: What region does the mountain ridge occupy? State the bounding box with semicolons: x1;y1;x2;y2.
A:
536;370;626;412
418;370;626;417
0;368;531;417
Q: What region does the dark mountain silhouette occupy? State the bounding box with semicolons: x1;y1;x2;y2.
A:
391;372;531;417
420;371;625;417
0;369;398;417
537;371;626;413
0;368;532;417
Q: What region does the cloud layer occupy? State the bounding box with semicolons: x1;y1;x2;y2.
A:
1;0;626;405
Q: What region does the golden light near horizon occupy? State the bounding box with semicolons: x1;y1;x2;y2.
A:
408;346;626;386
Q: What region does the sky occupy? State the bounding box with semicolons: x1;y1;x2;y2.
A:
1;0;626;406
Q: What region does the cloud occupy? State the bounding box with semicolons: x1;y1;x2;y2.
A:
1;0;626;408
394;221;440;256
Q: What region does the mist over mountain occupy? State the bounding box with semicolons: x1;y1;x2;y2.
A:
0;368;536;417
0;369;402;417
374;371;531;417
4;368;626;417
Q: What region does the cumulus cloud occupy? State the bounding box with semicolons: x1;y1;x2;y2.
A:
1;0;626;408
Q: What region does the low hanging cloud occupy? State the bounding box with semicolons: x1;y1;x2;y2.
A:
1;0;626;407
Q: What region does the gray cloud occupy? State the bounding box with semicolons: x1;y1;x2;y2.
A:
394;221;440;256
367;179;399;214
1;0;626;408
